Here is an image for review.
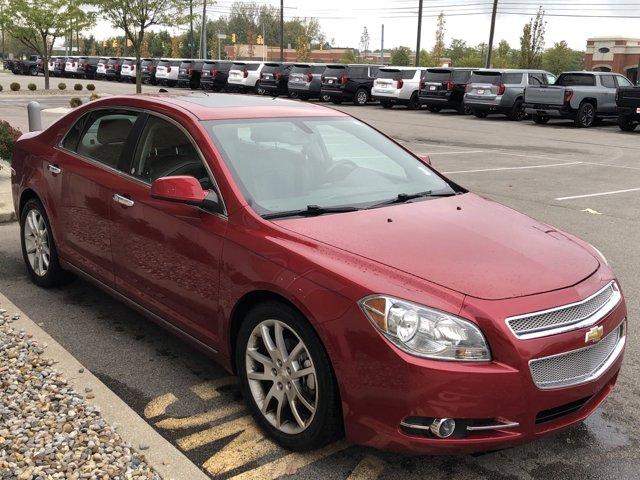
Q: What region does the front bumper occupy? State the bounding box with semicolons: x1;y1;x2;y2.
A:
324;273;627;454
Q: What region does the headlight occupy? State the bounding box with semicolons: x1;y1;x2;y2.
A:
359;295;491;361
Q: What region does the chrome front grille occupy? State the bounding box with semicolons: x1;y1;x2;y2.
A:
506;282;621;339
529;322;625;389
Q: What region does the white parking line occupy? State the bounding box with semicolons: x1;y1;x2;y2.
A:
556;188;640;201
443;162;583;174
428;150;488;155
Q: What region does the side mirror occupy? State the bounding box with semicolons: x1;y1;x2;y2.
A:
151;176;224;214
418;154;432;166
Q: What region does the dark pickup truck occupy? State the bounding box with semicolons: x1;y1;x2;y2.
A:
12;55;42;75
617;86;640;132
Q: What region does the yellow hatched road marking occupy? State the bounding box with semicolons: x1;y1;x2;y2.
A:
347;455;385;479
190;376;238;401
155;403;245;430
143;393;177;419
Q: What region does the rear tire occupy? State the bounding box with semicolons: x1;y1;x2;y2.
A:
236;302;342;451
354;88;369;106
20;199;73;288
533;113;550;124
320;93;331;102
618;114;638;132
508;99;526;121
381;100;393;109
575;102;596;128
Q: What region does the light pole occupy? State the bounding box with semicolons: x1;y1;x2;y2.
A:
280;0;284;61
189;0;194;58
485;0;499;68
415;0;423;66
200;0;207;59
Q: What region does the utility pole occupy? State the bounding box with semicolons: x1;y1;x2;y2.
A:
1;3;5;61
485;0;499;68
280;0;284;61
189;0;194;58
200;0;207;59
415;0;423;66
380;24;384;65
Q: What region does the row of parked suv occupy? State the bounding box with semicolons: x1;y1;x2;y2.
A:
6;55;639;131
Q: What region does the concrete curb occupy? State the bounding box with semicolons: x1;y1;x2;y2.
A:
0;160;16;224
0;292;210;480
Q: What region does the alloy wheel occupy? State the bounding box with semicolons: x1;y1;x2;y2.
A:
356;90;368;105
23;209;50;277
580;104;595;127
245;319;318;434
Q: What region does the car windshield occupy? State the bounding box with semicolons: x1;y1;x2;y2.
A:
203;117;458;216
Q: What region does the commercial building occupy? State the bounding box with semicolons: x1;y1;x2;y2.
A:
584;37;640;83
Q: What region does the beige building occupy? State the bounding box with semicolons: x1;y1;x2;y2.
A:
584;37;640;83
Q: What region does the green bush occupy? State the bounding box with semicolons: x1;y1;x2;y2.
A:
58;82;66;90
74;83;82;91
86;83;95;91
10;82;20;91
69;97;82;108
28;83;37;91
0;121;22;161
89;93;100;102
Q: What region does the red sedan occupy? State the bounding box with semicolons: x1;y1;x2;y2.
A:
11;94;626;454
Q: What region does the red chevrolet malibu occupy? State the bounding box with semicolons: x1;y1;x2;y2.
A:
11;94;626;454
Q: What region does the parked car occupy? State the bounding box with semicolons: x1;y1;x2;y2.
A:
371;67;424;109
105;57;125;81
465;69;556;121
287;63;329;101
177;59;205;89
321;64;381;105
140;59;159;85
95;57;109;80
616;85;640;131
2;59;15;72
259;62;294;97
13;55;42;76
53;57;67;77
77;56;101;79
524;71;632;128
155;59;182;87
64;57;81;77
47;57;61;76
120;59;136;82
419;67;474;114
11;93;626;455
227;61;265;93
200;60;233;91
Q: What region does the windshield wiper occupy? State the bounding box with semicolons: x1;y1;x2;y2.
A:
262;204;361;220
366;190;458;209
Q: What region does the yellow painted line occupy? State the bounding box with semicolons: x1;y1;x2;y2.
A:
155;403;245;430
228;440;350;480
190;376;238;401
143;393;177;419
347;455;386;480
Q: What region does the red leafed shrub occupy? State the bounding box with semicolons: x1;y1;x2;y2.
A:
0;120;22;161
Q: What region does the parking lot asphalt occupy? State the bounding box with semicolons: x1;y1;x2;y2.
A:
0;84;639;479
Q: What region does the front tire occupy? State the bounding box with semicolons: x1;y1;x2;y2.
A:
236;302;342;451
618;114;638;132
20;199;72;288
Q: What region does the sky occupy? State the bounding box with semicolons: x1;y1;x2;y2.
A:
87;0;640;52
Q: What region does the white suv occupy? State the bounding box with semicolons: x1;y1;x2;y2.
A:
65;57;80;77
371;67;425;109
120;59;136;82
228;61;265;93
155;59;183;87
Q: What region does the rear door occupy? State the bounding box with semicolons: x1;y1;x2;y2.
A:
57;108;142;286
110;113;226;346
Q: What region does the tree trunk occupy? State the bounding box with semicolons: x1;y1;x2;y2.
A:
42;33;49;90
135;31;144;94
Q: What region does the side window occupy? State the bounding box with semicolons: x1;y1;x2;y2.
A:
601;75;616;88
131;116;211;188
546;73;557;84
76;110;139;168
616;75;633;87
528;73;544;85
61;114;87;151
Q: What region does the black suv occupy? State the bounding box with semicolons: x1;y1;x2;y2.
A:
200;60;233;91
321;64;380;105
105;57;124;81
260;62;293;96
140;58;159;84
178;60;204;89
419;68;474;114
287;63;328;100
617;85;640;132
77;56;101;79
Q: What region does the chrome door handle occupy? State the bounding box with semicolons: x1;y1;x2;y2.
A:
113;194;134;207
47;164;62;175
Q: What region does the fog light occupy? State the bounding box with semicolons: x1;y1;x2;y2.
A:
430;418;456;438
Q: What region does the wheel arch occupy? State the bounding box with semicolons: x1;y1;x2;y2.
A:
580;97;598;108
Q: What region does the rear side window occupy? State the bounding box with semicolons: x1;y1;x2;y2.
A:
556;74;595;86
76;110;139;168
502;73;523;84
528;73;546;85
424;70;452;82
601;75;616;88
452;70;471;83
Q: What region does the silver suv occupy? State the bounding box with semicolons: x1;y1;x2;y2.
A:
465;69;556;121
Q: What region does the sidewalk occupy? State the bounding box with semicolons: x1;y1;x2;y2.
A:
0;292;209;480
0;160;16;223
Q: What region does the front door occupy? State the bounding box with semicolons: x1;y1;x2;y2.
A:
110;114;227;346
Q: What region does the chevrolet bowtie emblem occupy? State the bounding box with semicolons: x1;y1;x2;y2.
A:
585;325;604;344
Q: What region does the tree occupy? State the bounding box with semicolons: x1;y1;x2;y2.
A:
91;0;189;93
542;41;583;74
1;0;73;90
390;46;412;66
493;40;516;68
519;7;546;68
431;12;446;64
340;49;357;64
418;49;433;67
360;26;370;57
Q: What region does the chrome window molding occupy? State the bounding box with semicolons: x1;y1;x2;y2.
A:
505;281;621;340
528;320;625;390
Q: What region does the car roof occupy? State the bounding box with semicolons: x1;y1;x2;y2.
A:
561;70;613;75
379;66;420;70
92;93;347;121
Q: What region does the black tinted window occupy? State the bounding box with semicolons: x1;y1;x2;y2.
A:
470;72;501;84
502;73;523;84
601;75;616;88
311;65;326;74
77;110;139;168
291;65;311;74
452;70;471;82
61;115;87;152
262;64;280;74
214;62;232;72
424;70;452;82
348;66;368;77
556;74;596;86
157;60;170;67
377;69;402;80
324;66;345;76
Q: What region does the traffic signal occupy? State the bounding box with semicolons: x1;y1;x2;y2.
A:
256;35;263;45
231;33;237;43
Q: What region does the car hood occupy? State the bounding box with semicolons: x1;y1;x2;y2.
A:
275;193;600;300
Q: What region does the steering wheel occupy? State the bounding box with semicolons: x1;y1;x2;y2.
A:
324;160;359;183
